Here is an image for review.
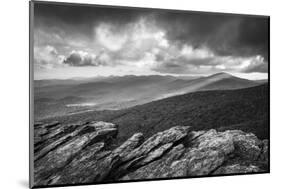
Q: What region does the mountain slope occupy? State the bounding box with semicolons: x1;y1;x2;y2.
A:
171;72;260;93
34;73;263;119
42;84;269;142
198;72;261;90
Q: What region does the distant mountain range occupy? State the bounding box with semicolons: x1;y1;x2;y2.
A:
34;72;267;120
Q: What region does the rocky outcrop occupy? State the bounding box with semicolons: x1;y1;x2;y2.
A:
33;121;269;187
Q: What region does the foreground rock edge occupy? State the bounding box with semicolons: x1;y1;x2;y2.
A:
33;121;269;186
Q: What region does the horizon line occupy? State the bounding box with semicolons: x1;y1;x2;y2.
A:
34;72;268;81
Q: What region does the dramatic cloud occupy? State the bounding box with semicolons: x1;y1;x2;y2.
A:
242;55;268;73
63;50;111;67
34;45;65;69
155;13;269;61
33;2;269;79
95;23;129;52
151;44;267;74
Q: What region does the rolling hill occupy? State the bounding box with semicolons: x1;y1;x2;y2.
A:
41;83;269;144
34;73;265;119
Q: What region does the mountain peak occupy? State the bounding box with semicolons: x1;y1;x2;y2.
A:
211;72;233;77
214;72;233;76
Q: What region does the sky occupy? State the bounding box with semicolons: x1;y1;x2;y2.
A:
33;2;269;80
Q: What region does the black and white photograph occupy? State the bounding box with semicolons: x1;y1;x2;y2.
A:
30;1;269;188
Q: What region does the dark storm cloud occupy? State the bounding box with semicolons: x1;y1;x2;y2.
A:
63;52;83;66
63;52;98;67
235;18;269;60
34;2;146;25
34;2;269;75
35;2;268;59
155;12;269;61
63;50;110;67
34;2;152;37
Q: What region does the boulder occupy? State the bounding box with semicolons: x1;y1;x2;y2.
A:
111;133;144;159
47;142;107;185
190;129;235;155
34;123;88;161
122;126;190;162
223;130;262;160
182;148;225;176
49;132;143;185
121;144;186;180
34;121;118;185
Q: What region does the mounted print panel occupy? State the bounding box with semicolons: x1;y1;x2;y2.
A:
29;1;269;188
